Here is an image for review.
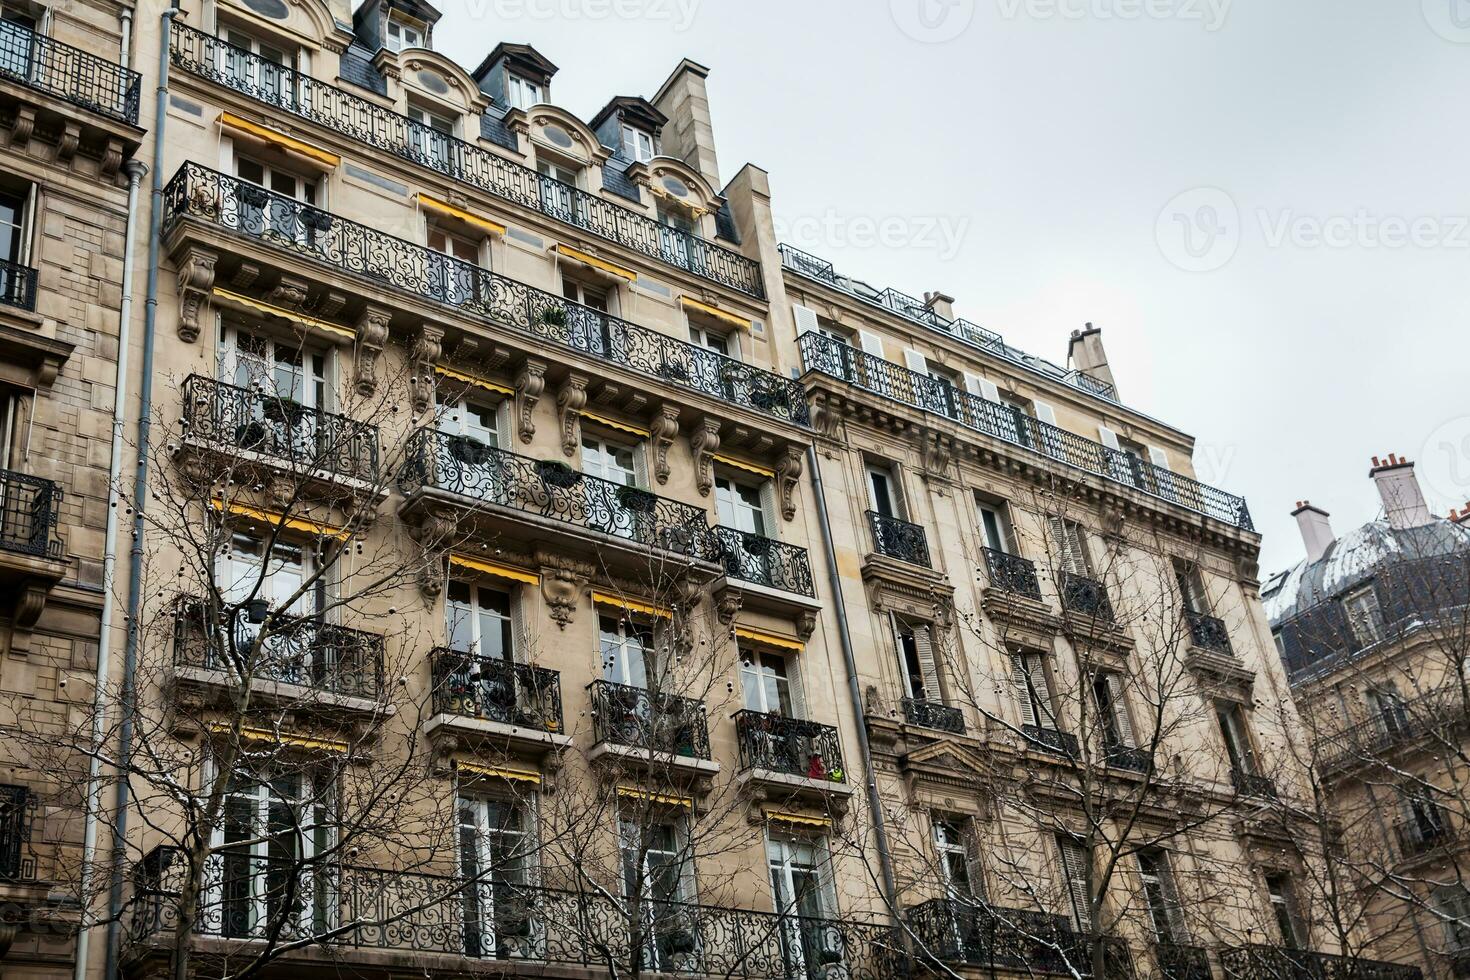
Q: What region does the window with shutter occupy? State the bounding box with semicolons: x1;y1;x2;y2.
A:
1048;517;1090;575
913;623;941;704
1216;704;1258;775
1138;849;1187;942
1010;654;1038;727
791;303;820;336
1092;673;1134;748
1055;835;1093;932
1011;652;1052;727
1264;872;1305;948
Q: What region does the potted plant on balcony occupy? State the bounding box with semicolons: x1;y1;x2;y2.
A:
538;305;568;330
616;485;657;514
237;183;269;210
655;913;699;956
233;418;271;451
448;434;492;466
537;458;581;489
742;534;774;558
494;894;533;938
301;209;332;234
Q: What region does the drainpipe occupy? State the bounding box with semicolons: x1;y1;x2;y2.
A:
103;10;177;980
806;445;899;916
74;157;147;980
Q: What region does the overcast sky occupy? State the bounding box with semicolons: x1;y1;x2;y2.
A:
428;0;1470;574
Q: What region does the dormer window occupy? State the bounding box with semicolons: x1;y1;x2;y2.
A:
621;124;655;163
506;73;541;110
385;16;423;52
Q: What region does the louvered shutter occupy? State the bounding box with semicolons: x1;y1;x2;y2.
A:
1097;425;1121;451
903;349;928;374
1048;517;1089;575
792;303;820;336
1147;445;1170;470
913;623;941;703
979;378;1000;403
1010;654;1038;726
1032;400;1060;457
786;656;807;719
963;372;984;397
1106;674;1135;747
1033;401;1057;425
963;823;987;901
758;480;780;532
1056;836;1093;931
859;330;885;358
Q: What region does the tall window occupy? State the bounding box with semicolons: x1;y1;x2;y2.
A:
1091;672;1136;750
1343;586;1385;647
933;817;981;899
1216;703;1259;776
409;105;456;173
1264;872;1304;948
460;796;534;958
1404;784;1448;845
0;179;32;307
1055;835;1093;932
582;434;640;540
1433;886;1470;953
446;581;513;659
219;28;294;102
231;154;321;246
894;616;941;705
767;832;838;975
1138;849;1186;942
977;498;1014;554
1010;651;1053;729
620;815;695;970
1368;684;1410;736
866;463;904;520
435;390;499;444
621;124;655;163
741;647;797;716
688;320;736;359
1047;517;1090;576
385;16;422;52
506;73;541;110
1174;559;1210;614
600;614;654;689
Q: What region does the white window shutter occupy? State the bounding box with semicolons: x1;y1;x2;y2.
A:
1057;837;1093;932
1148;445;1170;470
1010;654;1038;726
913;623;941;703
963;372;983;397
1107;674;1135;747
1097;425;1121;451
979;378;1000;403
903;348;928;375
786;654;806;719
1032;401;1057;426
792;303;820;336
859;330;885;359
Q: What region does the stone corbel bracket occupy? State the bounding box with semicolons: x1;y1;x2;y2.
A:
775;446;803;522
175;245;219;343
409;322;445;417
516;357;547;444
556;372;588;457
536;549;593;630
690;418;722;496
649;404;680;485
353;305;392;396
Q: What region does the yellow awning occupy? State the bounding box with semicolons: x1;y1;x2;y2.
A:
734;626;804;652
582;411;650;438
213;499;351;541
456;761;542;785
764;809;831;828
434;365;514;397
681;297;752;331
617;786;692;808
219;112;340;168
449;553;539;586
711;453;776;479
555;244;637;282
210;724;349;754
417;193;507;237
592;591;672;620
213;287;355;340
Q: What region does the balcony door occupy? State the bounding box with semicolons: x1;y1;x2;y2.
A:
581;434;640;540
767;833;838;980
427;227;482;308
715;474;772;582
536;158;583;225
0;183;31;308
219;28;295;108
977;501;1013;554
220;532;324;685
459;796;535;959
620;818;696;971
231;155;320;248
0;7;41;84
560;274;615;355
867;463;905;521
408;103;455;173
656;201;695;269
220;325;327;463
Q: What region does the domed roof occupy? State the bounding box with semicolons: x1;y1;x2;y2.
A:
1263;517;1470;625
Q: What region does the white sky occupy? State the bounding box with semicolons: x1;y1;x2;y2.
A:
427;0;1470;574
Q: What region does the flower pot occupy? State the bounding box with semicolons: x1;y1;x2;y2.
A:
448;436;492;466
537;459;581;488
539;306;568;329
234;420;270;450
617;486;657;514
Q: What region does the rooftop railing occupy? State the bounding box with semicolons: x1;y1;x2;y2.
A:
0;19;141;123
800;331;1253;531
169;23;763;297
162;163;801;426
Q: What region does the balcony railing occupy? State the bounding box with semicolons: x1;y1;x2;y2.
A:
983;547;1042;600
182;374;381;483
780;245;1118;404
1024;724;1081;758
734;710;846;782
430;647;563;733
0;468;62;558
1186;609;1232;654
1105;743;1154;773
0;259;37;312
1314;686;1463;770
162;163;800;425
1061;571;1115;622
1158;944;1214;980
168;24;762;297
399;429;718;563
0;784;35;881
906;898;1133;979
129;845;904;979
866;510;930;567
902;698;966;734
1394;817;1456;860
1219;945;1423;980
1229;769;1277;799
799;332;1253;531
0;19;140;123
711;526;816;597
173;597;384;699
588;680;711;760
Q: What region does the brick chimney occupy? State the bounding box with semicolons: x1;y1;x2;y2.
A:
1068;323;1117;395
1450;503;1470;526
652;59;720;188
1369;454;1435;530
1292;500;1335;562
923;291;955;321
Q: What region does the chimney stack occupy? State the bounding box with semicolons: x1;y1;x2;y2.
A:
652;59;720;188
1369;454;1435;530
1292;500;1335;562
1068;323;1117;395
923;291;955;322
1448;501;1470;526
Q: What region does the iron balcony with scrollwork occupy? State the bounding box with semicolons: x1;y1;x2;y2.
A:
167;24;763;297
181;375;381;484
172;596;384;699
0;468;63;559
1155;943;1214;980
1105;743;1154;774
1394;817;1456;860
799;331;1253;531
1024;724;1081;758
711;526;815;597
429;647;563;734
588;680;711;760
906;898;1135;979
162;163;803;427
1219;945;1423;980
1229;769;1277;799
902;697;966;734
733;710;846;783
0;19;141;124
399;429;719;564
867;510;931;567
0;259;38;313
1314;686;1462;771
0;784;35;881
1185;609;1232;654
128;845;904;980
983;547;1043;600
1061;571;1115;622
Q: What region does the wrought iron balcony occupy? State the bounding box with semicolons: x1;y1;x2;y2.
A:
589;679;711;760
866;510;930;567
1104;743;1154;773
429;647;563;733
1219;945;1423;980
181;374;380;483
1229;769;1277;799
162;163;800;425
0;784;35;881
799;332;1253;531
0;259;37;312
711;526;815;597
399;429;717;563
902;697;966;734
168;24;762;297
1185;609;1232;654
906;898;1133;979
1024;724;1080;758
1061;571;1114;622
1394;817;1456;859
1156;943;1214;980
172;596;384;699
0;20;141;123
130;845;902;978
1314;686;1463;770
983;548;1042;600
734;710;846;783
0;468;62;558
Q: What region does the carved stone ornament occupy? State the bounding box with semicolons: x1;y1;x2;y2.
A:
650;404;680;484
267;274;310;308
536;551;593;630
175;246;218;343
11;106;35;147
516;358;547;444
409;323;445;416
56;121;79;163
796;610;817;641
353;305;392;396
556;373;588;457
410;506;459;601
775;447;803;521
715;588;742;626
690;418;722;496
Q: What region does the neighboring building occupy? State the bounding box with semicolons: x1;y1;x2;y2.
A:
1266;457;1470;980
0;0;144;973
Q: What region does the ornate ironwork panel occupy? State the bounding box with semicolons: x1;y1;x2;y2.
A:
429;647;563;734
0;784;34;881
1023;724;1080;758
1219;945;1423;980
0;467;62;558
906;899;1131;979
866;510;930;567
1229;769;1277;799
1061;571;1115;622
711;525;815;597
1156;944;1214;980
983;548;1042;600
1185;609;1232;653
0;19;141;122
0;259;37;312
1105;743;1154;773
902;698;966;734
588;679;711;760
734;710;846;782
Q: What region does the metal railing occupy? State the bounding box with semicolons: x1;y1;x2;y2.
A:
1105;743;1154;773
0;784;35;881
906;898;1133;979
866;510;930;567
1061;571;1115;622
1230;769;1277;799
1219;945;1423;980
399;429;718;563
0;19;140;123
733;710;845;782
780;244;1118;404
1157;943;1215;980
1393;817;1456;860
983;547;1042;600
1186;609;1232;654
430;647;563;734
588;680;711;760
799;332;1253;531
0;467;63;558
172;596;384;699
168;24;763;297
162;163;800;425
0;259;37;312
1024;724;1081;758
182;374;380;483
902;698;966;734
1314;686;1463;770
711;526;816;597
